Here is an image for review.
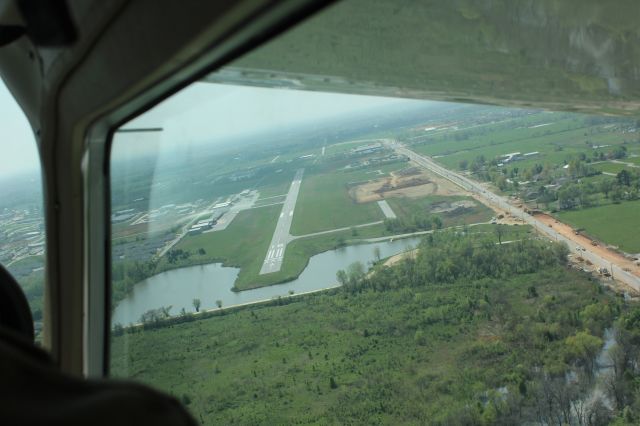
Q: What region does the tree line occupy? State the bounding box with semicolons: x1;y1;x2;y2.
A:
337;231;569;294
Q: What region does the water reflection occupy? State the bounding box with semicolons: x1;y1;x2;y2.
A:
112;237;421;325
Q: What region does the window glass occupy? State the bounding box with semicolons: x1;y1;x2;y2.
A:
108;2;640;423
109;79;640;423
0;80;46;339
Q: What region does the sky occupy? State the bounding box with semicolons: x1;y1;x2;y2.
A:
0;78;418;177
115;82;414;158
0;80;38;179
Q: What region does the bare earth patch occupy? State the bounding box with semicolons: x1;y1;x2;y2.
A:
534;212;640;282
349;167;466;203
383;248;418;267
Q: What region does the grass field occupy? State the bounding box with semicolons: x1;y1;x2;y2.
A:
290;168;388;235
592;162;630;175
386;195;493;227
412;113;632;175
245;224;387;289
111;263;613;424
174;205;280;291
253;195;286;207
255;171;296;198
557;200;640;253
166;192;511;293
172;206;386;292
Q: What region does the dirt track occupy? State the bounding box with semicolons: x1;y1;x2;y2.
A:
534;213;640;278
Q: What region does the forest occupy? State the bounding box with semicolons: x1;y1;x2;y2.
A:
111;231;640;424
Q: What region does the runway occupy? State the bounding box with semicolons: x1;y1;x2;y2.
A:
260;169;304;274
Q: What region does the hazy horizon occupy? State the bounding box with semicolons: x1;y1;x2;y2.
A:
0;80;38;180
1;79;434;182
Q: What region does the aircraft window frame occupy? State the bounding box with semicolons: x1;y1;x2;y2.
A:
81;0;336;377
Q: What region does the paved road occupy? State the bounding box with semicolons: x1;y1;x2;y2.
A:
359;221;491;243
377;200;397;219
387;141;640;293
289;220;384;241
260;169;304;275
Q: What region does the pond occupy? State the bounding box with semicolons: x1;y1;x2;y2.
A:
112;237;422;325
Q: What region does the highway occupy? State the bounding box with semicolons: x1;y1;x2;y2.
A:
387;141;640;293
260;169;304;275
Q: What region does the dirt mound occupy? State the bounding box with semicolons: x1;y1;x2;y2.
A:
349;168;466;203
373;177;431;194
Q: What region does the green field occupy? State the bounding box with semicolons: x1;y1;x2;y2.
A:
557;200;640;253
593;162;630;175
255;172;295;198
246;224;385;288
412;114;632;176
166;193;509;292
387;195;493;228
290;169;386;235
173;205;280;291
111;235;619;424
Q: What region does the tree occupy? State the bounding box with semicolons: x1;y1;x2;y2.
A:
431;215;443;229
347;262;365;283
612;186;624;203
494;224;505;245
192;298;201;312
373;246;381;262
598;179;612;199
329;377;338;389
197;248;206;255
564;331;603;375
611;145;627;159
112;323;124;337
181;394;191;406
160;305;172;318
617;169;632;186
216;299;223;309
336;270;348;286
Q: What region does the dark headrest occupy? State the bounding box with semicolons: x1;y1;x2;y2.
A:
0;263;34;341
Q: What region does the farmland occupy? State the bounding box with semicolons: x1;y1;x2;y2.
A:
557;200;640;253
405;110;640;254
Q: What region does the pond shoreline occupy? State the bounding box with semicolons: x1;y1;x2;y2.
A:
112;236;422;326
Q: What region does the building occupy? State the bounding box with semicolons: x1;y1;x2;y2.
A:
499;152;521;163
351;142;383;155
213;201;231;209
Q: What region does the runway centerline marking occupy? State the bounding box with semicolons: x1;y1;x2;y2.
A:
259;169;304;275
